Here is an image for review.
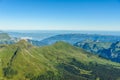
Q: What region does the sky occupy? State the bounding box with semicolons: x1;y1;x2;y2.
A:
0;0;120;31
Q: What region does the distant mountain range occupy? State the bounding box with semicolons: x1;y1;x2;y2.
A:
0;40;120;80
74;40;120;63
37;34;120;46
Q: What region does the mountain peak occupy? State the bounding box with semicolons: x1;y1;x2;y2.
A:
16;39;33;48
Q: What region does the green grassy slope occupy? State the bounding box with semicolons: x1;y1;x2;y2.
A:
0;40;120;80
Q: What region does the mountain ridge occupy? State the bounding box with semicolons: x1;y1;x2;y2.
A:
0;40;120;80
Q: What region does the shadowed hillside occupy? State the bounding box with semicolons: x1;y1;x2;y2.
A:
74;40;120;63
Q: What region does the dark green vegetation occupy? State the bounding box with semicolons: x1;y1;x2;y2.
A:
0;40;120;80
75;40;120;63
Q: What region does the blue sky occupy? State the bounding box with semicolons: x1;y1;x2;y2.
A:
0;0;120;30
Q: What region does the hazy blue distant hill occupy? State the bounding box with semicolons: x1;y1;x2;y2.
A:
37;34;120;46
6;31;58;41
27;39;46;46
6;30;120;41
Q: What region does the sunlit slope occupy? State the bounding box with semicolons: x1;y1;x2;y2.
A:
0;40;120;80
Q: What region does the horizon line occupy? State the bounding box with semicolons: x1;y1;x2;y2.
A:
1;29;120;32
